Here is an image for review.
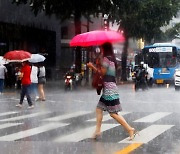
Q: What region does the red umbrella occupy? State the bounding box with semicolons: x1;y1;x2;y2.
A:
4;50;31;62
70;30;125;47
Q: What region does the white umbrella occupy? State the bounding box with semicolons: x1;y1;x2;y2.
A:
0;56;8;65
29;54;46;63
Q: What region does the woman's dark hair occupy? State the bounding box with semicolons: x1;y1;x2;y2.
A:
22;60;30;65
101;42;117;69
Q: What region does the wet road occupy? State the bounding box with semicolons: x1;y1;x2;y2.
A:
0;82;180;154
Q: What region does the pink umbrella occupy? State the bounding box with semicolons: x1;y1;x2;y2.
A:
70;30;125;47
4;50;31;62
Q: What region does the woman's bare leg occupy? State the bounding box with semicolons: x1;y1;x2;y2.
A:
110;113;135;138
93;108;103;138
38;84;45;100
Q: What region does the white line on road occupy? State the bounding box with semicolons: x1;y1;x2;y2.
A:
0;123;69;141
54;124;119;142
0;123;23;129
134;112;172;123
43;111;92;122
9;98;19;101
73;100;85;103
119;125;174;144
0;112;51;122
87;112;131;122
47;100;56;103
0;111;19;117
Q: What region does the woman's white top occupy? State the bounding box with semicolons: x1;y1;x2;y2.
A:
30;66;38;83
0;65;7;79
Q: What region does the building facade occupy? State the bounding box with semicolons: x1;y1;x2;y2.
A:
0;0;61;79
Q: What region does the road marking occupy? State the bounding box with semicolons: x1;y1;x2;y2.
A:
119;125;174;144
114;143;143;154
43;111;92;122
9;98;19;101
87;112;130;122
0;123;23;129
134;112;172;123
0;100;10;102
73;100;85;103
0;111;18;117
54;124;119;142
0;112;50;122
0;123;69;141
48;100;56;103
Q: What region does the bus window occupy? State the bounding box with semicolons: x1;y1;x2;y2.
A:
148;52;159;68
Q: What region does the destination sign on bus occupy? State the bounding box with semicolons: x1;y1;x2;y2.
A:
149;47;173;52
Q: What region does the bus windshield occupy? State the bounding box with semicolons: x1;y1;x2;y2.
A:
147;52;176;68
143;46;178;68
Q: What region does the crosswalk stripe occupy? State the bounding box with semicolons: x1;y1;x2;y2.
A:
134;112;172;123
0;112;50;122
119;125;174;144
73;100;85;103
87;112;130;122
54;124;119;142
0;123;23;129
0;111;18;117
9;98;19;101
43;111;92;122
0;123;69;141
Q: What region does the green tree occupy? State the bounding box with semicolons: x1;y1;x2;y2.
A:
12;0;180;80
12;0;103;72
103;0;180;80
164;23;180;41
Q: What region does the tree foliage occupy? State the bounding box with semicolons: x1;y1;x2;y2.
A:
100;0;180;80
12;0;180;41
102;0;180;40
164;23;180;41
12;0;102;21
12;0;180;79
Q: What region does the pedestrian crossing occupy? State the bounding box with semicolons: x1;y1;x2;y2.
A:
0;111;51;122
0;110;176;145
0;123;69;141
119;125;174;144
134;112;172;123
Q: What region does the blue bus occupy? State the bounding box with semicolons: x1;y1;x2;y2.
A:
135;43;180;85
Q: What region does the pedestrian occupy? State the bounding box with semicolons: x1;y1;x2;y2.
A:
16;61;34;109
5;63;15;88
30;63;39;101
0;63;7;94
37;62;46;101
15;66;21;89
87;42;138;140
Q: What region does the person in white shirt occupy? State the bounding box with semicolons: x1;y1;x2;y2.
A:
0;64;7;94
37;62;46;101
30;64;39;101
